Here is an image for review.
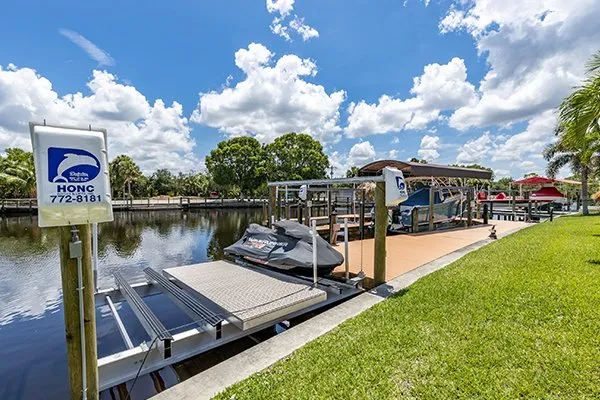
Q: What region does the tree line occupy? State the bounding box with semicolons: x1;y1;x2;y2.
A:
0;132;330;199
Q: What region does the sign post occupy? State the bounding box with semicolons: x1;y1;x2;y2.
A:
30;122;113;400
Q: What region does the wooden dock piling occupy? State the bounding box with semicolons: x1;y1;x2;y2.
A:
373;181;386;286
59;225;99;400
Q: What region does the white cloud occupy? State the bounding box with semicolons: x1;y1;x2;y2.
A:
518;160;538;171
456;132;494;164
270;17;291;41
442;0;600;130
389;149;399;159
494;169;511;179
328;150;348;177
266;0;319;42
266;0;295;17
289;16;320;41
491;110;556;162
192;43;346;143
0;65;197;173
391;136;400;144
417;134;440;161
59;29;115;66
346;57;476;137
348;141;376;167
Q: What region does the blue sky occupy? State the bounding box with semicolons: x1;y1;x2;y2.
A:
1;0;598;178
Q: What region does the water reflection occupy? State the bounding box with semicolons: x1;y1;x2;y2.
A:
0;209;261;400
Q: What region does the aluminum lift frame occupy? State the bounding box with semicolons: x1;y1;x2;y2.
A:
95;263;362;391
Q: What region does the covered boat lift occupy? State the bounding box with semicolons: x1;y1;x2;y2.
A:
267;161;493;285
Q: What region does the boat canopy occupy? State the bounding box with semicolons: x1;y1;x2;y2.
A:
359;160;492;180
513;176;581;185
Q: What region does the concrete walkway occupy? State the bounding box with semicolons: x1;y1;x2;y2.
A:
153;221;530;400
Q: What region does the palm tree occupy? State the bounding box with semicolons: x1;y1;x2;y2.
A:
553;50;600;215
543;139;594;214
0;151;36;198
109;155;142;199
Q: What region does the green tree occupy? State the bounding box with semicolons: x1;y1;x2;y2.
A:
409;157;428;164
265;132;329;181
346;166;360;178
109;155;142;198
177;172;210;196
206;137;266;197
543;138;597;214
553;50;600;215
491;177;514;191
0;148;36;198
151;169;176;195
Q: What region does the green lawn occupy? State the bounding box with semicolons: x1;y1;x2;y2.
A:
217;216;600;399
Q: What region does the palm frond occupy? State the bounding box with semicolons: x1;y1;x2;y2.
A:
546;154;574;177
585;50;600;76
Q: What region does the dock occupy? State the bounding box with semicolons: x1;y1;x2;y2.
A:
331;220;528;284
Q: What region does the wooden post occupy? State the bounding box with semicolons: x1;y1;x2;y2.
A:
467;189;473;227
483;203;489;225
428;186;435;231
328;191;335;244
304;190;312;226
276;189;282;221
550;207;554;221
297;202;303;224
262;199;268;226
489;201;494;221
511;189;516;218
374;181;387;286
411;207;419;233
359;189;366;240
268;186;276;226
59;225;99;400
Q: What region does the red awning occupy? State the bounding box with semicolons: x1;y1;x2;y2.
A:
513;176;581;185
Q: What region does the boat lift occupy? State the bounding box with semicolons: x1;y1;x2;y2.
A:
95;260;361;390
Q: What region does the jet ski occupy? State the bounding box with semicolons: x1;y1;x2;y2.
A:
224;220;344;276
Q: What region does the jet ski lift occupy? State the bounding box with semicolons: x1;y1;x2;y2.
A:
95;260;361;390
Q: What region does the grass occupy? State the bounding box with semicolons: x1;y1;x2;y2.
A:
216;216;600;399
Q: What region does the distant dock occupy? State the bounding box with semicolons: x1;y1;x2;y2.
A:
0;197;267;216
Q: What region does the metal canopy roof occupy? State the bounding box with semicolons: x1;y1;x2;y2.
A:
358;160;492;180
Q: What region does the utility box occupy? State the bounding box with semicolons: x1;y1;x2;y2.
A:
30;123;113;227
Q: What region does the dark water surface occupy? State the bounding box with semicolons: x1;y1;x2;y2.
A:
0;209;263;399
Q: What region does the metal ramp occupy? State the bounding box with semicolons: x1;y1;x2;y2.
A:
143;267;223;339
113;272;173;358
164;261;328;330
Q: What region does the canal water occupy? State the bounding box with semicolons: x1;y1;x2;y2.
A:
0;209;264;399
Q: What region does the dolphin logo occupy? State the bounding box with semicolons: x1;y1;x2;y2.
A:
53;154;99;183
48;147;101;183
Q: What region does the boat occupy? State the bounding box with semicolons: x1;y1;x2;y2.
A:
224;220;344;276
530;185;568;204
388;187;462;231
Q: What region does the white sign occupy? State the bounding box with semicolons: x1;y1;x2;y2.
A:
383;166;408;206
30;123;113;227
299;184;308;201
